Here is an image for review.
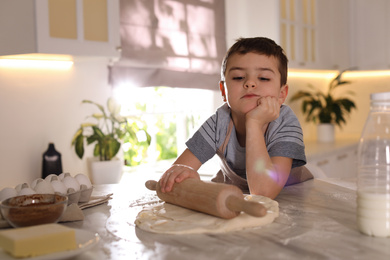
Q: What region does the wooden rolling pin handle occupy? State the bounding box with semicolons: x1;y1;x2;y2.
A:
145;180;158;191
225;195;267;217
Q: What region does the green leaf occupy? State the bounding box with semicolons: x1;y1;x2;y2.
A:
93;143;100;158
289;91;314;102
81;123;96;128
92;126;105;139
75;134;84;159
82;100;106;115
71;128;83;145
145;130;152;145
108;139;121;160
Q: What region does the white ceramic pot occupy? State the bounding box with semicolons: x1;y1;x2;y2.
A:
88;157;123;184
317;123;335;143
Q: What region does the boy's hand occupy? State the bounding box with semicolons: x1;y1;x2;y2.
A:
246;96;281;130
159;164;200;193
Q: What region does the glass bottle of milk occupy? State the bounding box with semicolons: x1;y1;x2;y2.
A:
357;91;390;237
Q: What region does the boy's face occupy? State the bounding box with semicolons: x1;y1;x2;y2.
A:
221;52;288;116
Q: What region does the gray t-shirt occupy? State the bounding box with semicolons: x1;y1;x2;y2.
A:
186;103;306;179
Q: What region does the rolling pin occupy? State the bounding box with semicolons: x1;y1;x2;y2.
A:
145;179;267;219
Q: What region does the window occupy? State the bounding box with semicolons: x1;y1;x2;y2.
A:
110;0;226;175
114;85;221;174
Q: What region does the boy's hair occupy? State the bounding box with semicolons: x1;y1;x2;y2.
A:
221;37;288;86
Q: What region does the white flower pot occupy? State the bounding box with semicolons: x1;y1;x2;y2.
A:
317;123;335;143
88;157;123;184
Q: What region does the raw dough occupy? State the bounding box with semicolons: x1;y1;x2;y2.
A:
135;195;279;234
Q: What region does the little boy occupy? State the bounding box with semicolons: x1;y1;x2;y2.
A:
159;37;309;199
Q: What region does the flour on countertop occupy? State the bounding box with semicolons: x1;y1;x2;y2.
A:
135;195;279;234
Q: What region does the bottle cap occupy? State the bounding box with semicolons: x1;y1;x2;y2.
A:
371;91;390;101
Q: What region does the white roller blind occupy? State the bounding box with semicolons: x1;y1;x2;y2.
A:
109;0;226;90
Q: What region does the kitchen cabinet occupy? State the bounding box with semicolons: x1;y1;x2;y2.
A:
349;0;390;70
279;0;318;68
305;140;358;179
224;0;348;70
0;0;120;57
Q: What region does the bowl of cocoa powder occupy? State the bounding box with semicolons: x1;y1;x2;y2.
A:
0;194;67;227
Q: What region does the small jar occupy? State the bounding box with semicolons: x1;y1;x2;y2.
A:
357;91;390;237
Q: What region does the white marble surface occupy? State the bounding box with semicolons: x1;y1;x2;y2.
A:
60;171;390;260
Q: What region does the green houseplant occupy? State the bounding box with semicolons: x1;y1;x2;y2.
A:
289;70;357;142
71;98;150;184
290;70;356;127
72;97;150;161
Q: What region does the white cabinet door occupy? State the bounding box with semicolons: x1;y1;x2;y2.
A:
308;144;358;179
280;0;318;69
0;0;120;57
350;0;389;70
316;0;350;70
225;0;319;69
225;0;347;70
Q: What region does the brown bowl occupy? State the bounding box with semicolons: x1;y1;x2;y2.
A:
0;194;67;228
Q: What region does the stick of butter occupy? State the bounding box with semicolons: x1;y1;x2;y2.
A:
0;223;77;258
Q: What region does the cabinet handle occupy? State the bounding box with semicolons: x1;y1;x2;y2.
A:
116;46;122;52
337;154;348;160
317;160;329;166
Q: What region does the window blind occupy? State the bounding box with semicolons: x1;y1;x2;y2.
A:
109;0;226;90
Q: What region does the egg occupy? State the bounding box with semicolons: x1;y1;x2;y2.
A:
50;180;67;195
44;174;59;182
75;174;92;189
18;187;36;196
31;178;44;189
0;187;17;201
34;180;55;194
62;176;80;192
15;183;29;193
58;172;71;180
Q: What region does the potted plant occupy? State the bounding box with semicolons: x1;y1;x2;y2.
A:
289;70;357;142
71;97;150;183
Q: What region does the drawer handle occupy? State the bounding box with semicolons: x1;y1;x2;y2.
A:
337;154;348;160
317;160;329;166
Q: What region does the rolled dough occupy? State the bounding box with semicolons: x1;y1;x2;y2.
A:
135;195;279;234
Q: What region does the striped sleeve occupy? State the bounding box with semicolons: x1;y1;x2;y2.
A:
266;105;306;167
186;104;231;164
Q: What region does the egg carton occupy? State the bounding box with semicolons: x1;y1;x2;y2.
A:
0;173;93;205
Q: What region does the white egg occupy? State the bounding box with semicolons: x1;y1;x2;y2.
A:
31;178;44;189
67;187;76;194
19;187;36;196
62;176;80;192
34;180;55;194
58;172;71;180
15;183;29;193
0;187;17;201
50;180;67;195
44;174;59;182
75;174;92;189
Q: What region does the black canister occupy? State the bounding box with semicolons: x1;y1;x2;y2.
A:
42;143;63;178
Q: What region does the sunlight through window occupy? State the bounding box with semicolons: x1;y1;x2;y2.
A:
114;86;216;166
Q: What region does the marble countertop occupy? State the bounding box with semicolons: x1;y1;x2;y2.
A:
61;172;390;260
